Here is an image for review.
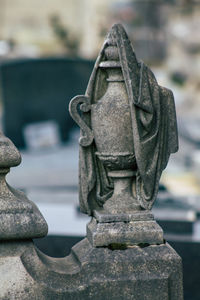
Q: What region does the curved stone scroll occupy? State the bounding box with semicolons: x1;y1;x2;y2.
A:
69;95;94;147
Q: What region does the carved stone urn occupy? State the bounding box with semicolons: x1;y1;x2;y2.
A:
69;23;178;247
70;40;142;216
91;42;140;214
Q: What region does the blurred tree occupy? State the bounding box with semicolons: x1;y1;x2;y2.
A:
49;14;80;57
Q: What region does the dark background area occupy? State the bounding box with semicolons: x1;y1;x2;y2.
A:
0;58;94;148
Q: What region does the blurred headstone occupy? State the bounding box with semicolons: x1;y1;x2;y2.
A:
23;120;61;151
155;189;196;234
0;57;94;149
127;0;168;63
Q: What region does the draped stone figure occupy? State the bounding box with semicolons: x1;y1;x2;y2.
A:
70;24;178;217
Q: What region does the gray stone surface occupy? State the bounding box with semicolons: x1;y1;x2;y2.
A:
94;209;154;223
0;238;183;300
87;218;164;247
0;132;48;240
89;209;164;247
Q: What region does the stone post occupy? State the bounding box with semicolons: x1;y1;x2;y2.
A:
0;24;183;299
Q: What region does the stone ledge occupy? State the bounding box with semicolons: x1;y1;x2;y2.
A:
87;218;164;247
93;209;154;223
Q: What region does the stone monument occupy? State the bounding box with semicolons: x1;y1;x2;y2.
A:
70;23;178;247
69;23;183;299
0;24;183;299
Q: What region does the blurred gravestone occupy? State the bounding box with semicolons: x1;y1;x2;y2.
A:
130;0;168;63
0;58;94;149
23;120;61;151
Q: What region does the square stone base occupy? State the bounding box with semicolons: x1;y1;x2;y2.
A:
87;210;164;247
69;238;183;300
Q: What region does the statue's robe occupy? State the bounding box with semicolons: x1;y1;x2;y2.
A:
79;24;178;215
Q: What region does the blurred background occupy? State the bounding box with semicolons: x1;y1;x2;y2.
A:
0;0;200;299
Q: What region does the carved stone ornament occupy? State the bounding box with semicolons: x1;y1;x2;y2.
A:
0;24;183;300
69;23;178;246
70;24;178;214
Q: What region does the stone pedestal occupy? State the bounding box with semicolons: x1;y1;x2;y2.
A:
0;127;183;299
0;238;183;300
69;239;183;300
87;210;164;247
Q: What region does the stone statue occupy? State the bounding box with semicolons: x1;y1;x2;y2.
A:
0;24;183;299
70;24;178;218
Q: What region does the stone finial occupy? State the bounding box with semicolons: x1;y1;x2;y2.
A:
0;132;48;240
69;23;178;247
0;133;21;167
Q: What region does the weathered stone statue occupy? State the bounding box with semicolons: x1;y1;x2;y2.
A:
70;23;178;247
0;24;183;300
71;24;177;215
